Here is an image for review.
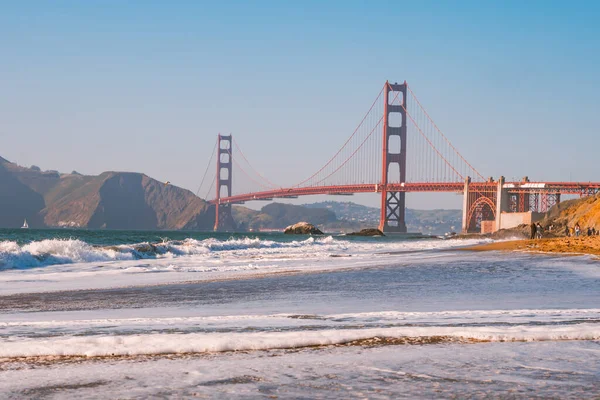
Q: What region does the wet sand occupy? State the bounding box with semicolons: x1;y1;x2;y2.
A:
465;236;600;256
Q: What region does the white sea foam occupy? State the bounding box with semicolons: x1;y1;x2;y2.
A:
0;239;135;269
4;308;599;330
1;324;598;358
2;340;598;399
0;237;330;269
0;236;497;294
0;236;489;270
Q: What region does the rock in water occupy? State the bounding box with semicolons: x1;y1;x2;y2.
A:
284;222;324;235
346;228;385;237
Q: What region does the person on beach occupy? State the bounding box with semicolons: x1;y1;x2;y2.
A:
530;222;536;239
587;227;593;236
575;223;581;237
564;225;570;237
536;222;543;239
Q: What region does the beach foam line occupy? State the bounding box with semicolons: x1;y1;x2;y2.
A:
327;308;600;320
2;324;599;358
0;236;492;270
3;308;599;328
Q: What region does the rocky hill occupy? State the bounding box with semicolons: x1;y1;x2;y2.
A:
476;194;600;240
542;193;600;233
0;157;214;230
0;159;47;228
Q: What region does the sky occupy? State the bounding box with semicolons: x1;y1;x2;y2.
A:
1;1;599;209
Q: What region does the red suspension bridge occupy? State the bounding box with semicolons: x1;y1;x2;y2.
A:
198;81;600;233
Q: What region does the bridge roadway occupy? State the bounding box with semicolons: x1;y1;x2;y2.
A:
209;181;600;205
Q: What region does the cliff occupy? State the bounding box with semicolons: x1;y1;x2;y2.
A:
543;193;600;232
0;157;214;230
0;159;46;228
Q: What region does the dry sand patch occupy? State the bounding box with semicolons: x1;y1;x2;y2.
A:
465;236;600;256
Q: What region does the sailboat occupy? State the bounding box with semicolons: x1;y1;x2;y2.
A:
21;219;29;229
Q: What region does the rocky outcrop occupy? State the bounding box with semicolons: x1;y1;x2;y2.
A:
284;222;324;235
542;193;600;234
346;228;385;236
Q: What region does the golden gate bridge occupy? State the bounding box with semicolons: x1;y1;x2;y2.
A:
198;81;600;233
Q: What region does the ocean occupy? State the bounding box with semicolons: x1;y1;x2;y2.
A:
0;229;599;399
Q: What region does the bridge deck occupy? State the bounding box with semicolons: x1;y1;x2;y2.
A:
210;182;600;205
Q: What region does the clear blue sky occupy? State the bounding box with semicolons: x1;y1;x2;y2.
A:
1;1;599;209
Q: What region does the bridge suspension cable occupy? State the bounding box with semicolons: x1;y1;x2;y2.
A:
302;86;406;187
196;136;218;198
287;84;388;189
204;175;215;200
406;84;485;182
386;82;465;182
399;93;464;181
208;81;488;203
291;84;386;188
232;137;280;189
230;147;276;192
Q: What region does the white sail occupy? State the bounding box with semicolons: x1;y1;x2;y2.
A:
21;219;29;229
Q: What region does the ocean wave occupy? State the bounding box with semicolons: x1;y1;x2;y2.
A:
1;324;598;358
4;308;598;329
0;239;135;269
0;235;492;271
0;236;340;270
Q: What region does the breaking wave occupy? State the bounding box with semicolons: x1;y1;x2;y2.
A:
1;324;599;358
0;237;339;270
0;235;492;271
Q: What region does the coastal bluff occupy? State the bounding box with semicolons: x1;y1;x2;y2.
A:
0;157;214;230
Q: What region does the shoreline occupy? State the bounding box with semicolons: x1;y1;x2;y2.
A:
463;236;600;257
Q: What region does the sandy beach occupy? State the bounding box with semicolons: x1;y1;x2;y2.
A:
465;236;600;256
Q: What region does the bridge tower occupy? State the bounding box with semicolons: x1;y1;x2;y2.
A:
214;134;235;231
379;81;408;233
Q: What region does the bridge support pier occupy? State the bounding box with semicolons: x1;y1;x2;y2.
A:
378;81;408;233
214;134;235;231
495;176;506;231
461;177;471;233
462;177;498;233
